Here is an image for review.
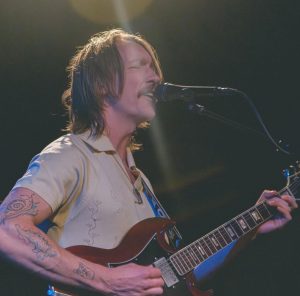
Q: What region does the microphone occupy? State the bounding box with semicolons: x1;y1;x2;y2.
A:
154;82;239;102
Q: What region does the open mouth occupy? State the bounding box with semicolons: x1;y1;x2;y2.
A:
142;91;154;98
139;90;158;103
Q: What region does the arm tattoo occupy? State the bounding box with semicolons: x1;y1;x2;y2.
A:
15;224;57;260
73;262;95;280
0;194;39;224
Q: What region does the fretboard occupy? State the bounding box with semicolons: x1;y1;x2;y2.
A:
169;199;278;276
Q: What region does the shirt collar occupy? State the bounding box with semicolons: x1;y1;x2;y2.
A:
76;132;136;168
76;130;116;153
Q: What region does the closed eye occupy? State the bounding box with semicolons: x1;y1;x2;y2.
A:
128;65;140;69
128;58;150;69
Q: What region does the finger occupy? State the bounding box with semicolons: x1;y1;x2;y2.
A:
267;199;292;218
143;278;165;290
277;205;292;219
147;266;162;278
268;197;289;209
144;287;164;295
281;195;298;209
271;204;292;221
264;190;278;198
258;190;278;202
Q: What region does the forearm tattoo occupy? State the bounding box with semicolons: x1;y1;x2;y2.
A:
0;194;39;224
73;262;95;280
15;224;57;260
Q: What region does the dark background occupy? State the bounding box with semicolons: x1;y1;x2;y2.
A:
0;0;299;295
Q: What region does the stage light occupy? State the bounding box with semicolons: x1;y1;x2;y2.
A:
69;0;154;25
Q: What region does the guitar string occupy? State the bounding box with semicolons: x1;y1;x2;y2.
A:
288;180;300;195
155;200;272;275
154;187;300;275
144;172;299;275
156;217;271;276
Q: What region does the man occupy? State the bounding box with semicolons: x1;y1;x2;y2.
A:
0;29;297;296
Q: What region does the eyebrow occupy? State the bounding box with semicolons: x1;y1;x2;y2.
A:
128;58;143;63
128;57;152;65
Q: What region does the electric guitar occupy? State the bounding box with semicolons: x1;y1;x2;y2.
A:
49;169;300;296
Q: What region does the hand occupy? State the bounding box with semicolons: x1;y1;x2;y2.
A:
256;190;298;234
102;263;164;295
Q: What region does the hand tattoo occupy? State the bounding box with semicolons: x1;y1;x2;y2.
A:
15;224;57;260
73;262;95;280
0;194;39;224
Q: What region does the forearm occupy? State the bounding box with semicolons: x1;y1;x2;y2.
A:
0;220;109;294
0;188;165;296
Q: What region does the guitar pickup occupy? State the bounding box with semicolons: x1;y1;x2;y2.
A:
153;257;180;288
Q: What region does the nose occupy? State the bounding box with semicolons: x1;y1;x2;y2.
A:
147;67;161;84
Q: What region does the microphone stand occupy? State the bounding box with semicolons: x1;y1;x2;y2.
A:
182;89;292;157
188;103;266;138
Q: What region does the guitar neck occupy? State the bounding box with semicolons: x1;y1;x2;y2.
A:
169;186;292;276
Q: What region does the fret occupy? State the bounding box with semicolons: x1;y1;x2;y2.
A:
204;236;217;253
208;233;222;250
184;246;195;268
236;216;250;232
281;183;298;198
257;203;271;219
176;252;188;273
187;245;201;265
213;229;226;247
170;255;183;275
171;254;186;275
287;184;299;197
180;250;193;271
195;240;209;259
230;220;244;237
199;239;212;256
242;211;256;228
171;246;203;275
224;223;238;240
219;226;233;244
249;208;263;224
288;173;300;197
190;243;204;263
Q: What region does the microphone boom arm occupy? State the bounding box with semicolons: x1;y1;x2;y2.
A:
155;82;292;156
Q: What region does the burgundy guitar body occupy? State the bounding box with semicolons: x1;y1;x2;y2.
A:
55;218;213;296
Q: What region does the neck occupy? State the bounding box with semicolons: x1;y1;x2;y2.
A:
107;129;132;162
104;109;136;163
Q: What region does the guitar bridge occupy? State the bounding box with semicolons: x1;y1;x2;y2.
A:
153;257;180;287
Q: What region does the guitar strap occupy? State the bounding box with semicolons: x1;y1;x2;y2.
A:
141;178;183;249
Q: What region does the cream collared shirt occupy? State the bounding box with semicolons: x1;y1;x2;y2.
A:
14;132;156;249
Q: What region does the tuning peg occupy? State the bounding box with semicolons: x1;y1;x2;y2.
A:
282;168;290;179
289;165;299;176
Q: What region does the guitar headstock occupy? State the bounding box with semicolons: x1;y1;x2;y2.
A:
283;161;300;201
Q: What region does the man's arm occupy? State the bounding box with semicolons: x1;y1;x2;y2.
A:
0;187;164;295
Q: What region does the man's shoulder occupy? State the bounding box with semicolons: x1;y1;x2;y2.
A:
41;134;75;153
38;134;84;162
